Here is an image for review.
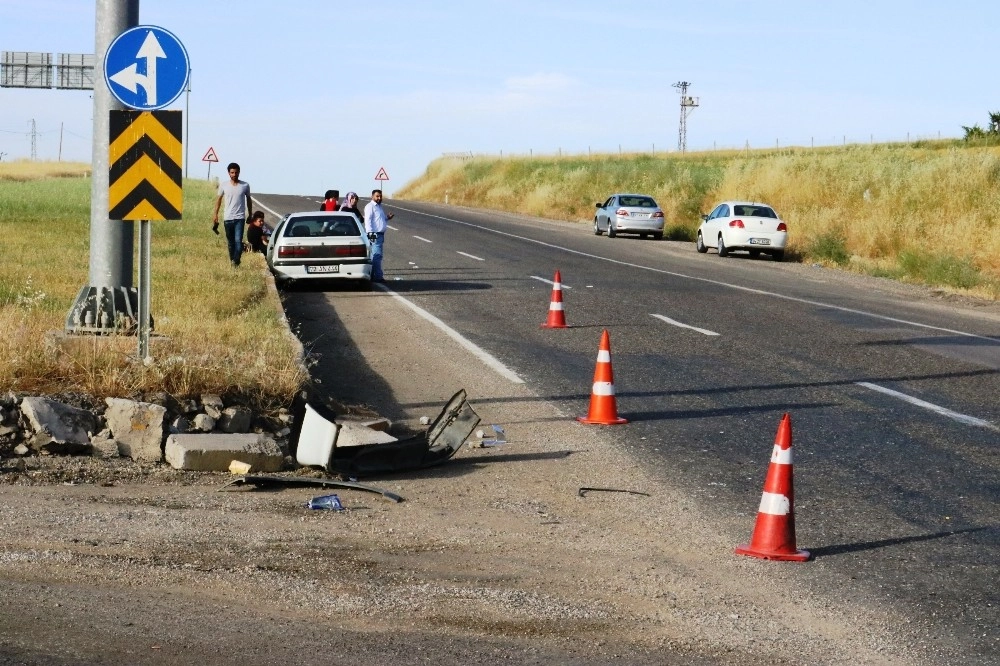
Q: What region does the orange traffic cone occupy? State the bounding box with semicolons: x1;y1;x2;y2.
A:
541;270;568;329
735;414;810;561
576;329;628;425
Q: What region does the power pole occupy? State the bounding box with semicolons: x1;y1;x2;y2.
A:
29;119;37;160
65;0;140;334
672;81;699;153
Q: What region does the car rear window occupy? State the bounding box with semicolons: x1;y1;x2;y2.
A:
620;196;657;208
283;216;362;238
734;205;776;218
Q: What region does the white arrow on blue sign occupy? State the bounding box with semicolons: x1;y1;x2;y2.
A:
104;25;190;111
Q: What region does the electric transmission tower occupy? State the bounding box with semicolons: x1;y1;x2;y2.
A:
29;119;38;160
672;82;699;153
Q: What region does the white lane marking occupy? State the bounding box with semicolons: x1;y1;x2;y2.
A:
530;275;571;288
457;251;484;261
252;199;281;217
856;382;998;431
390;205;998;344
650;314;719;336
373;283;524;384
388;224;399;231
413;235;433;243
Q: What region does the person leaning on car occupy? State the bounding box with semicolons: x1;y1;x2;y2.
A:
362;189;394;282
246;211;269;254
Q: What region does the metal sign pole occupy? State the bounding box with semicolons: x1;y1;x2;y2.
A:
65;0;139;335
137;220;151;360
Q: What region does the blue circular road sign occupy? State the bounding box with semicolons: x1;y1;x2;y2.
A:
104;25;190;110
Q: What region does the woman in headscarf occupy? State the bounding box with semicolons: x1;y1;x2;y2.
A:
339;191;362;219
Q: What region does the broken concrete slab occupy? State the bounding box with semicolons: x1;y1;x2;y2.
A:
334;421;398;448
192;413;216;432
165;433;284;472
201;394;224;420
335;416;392;433
104;398;166;463
218;406;252;434
20;396;96;454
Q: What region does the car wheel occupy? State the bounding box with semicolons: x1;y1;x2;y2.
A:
608;222;617;238
717;235;729;257
772;250;784;262
696;232;707;253
652;232;663;240
594;218;603;235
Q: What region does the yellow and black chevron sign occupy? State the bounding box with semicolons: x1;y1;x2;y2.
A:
109;110;183;220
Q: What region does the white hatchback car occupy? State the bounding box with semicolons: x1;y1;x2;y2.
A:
266;211;372;286
696;201;787;261
594;193;665;239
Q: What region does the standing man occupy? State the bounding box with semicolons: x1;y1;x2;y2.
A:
212;162;252;267
363;189;394;282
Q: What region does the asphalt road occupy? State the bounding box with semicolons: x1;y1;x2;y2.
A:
257;194;1000;664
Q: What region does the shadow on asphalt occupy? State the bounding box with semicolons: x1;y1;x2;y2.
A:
808;525;996;559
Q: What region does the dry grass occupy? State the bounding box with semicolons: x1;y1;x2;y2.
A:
398;143;1000;299
0;167;306;409
0;159;91;182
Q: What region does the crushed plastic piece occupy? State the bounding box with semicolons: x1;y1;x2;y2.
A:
307;494;344;511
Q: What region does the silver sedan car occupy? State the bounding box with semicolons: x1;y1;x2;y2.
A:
594;193;665;239
266;211;372;286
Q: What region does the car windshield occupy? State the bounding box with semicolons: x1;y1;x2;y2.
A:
734;205;776;218
620;196;657;208
283;216;361;238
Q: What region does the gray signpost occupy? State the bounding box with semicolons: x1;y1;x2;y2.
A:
102;25;189;359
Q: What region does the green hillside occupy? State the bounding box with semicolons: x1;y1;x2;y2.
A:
398;141;1000;299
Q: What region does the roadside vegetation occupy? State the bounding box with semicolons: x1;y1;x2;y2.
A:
0;160;305;407
398;140;1000;300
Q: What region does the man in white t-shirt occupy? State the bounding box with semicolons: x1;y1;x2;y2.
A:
212;162;252;267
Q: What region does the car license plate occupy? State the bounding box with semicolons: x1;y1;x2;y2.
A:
748;238;771;245
631;212;649;218
306;265;340;274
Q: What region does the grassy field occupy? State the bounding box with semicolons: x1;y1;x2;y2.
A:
0;160;305;407
398;141;1000;300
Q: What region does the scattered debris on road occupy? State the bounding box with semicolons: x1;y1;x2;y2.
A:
578;487;650;498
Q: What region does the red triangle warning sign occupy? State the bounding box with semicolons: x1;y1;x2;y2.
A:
202;147;219;162
374;167;389;181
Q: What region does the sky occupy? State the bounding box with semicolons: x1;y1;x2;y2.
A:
1;1;998;197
